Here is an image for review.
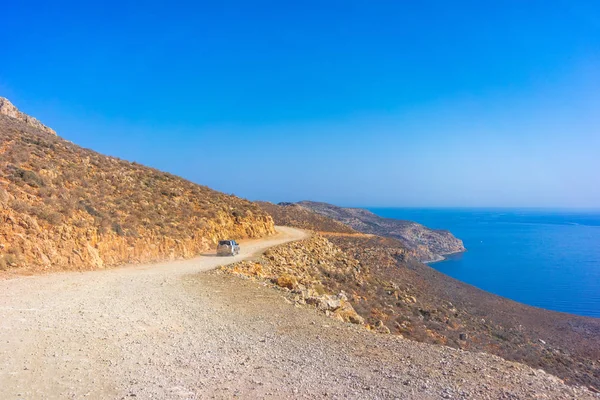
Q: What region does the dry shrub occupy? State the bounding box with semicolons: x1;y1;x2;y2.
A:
0;188;9;203
0;254;18;270
276;273;298;289
313;282;327;295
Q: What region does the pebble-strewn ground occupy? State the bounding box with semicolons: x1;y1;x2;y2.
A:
0;227;596;399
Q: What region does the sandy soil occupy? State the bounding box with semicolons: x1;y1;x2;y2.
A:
0;226;595;399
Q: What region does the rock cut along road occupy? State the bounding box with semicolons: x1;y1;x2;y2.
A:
0;226;595;399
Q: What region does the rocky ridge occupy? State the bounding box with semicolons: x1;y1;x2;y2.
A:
297;200;465;262
257;201;356;234
0;97;56;135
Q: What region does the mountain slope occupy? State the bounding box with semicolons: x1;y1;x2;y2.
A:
0;103;274;272
257;201;356;234
252;200;600;389
297;200;465;261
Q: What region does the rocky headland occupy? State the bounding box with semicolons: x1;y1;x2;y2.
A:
276;200;466;262
257;201;356;234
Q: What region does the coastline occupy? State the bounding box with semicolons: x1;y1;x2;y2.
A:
369;207;600;319
423;249;466;264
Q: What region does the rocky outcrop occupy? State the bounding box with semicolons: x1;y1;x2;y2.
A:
0;97;56;135
297;201;465;262
220;235;365;325
0;111;275;272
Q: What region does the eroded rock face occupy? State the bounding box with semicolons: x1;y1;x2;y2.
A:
0;202;274;271
0;97;56;136
0;113;275;272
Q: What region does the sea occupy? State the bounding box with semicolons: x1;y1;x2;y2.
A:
368;208;600;318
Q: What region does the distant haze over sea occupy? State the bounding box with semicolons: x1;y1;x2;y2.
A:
368;208;600;318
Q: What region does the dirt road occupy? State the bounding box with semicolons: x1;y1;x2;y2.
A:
0;226;595;399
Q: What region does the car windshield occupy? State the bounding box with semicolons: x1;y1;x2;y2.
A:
218;241;230;246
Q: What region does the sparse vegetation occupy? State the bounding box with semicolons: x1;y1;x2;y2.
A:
258;201;356;233
0;114;275;271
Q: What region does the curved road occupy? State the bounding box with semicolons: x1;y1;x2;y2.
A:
0;226;308;399
0;226;594;399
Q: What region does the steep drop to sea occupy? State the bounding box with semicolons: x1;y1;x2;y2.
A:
370;208;600;318
294;201;466;262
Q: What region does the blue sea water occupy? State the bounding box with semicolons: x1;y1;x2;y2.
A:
368;208;600;318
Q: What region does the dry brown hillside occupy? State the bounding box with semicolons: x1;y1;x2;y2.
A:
257;201;355;234
0;112;274;272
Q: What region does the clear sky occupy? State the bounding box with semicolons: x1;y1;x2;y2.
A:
2;1;599;207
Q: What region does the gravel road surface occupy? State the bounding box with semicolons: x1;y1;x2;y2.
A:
0;226;595;399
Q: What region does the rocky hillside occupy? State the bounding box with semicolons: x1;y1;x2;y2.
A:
235;203;600;390
0;101;275;272
224;231;600;390
220;235;366;325
297;200;465;262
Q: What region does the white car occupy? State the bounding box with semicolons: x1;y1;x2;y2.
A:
217;240;240;256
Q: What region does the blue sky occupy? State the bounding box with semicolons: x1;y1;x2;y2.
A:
2;1;599;207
